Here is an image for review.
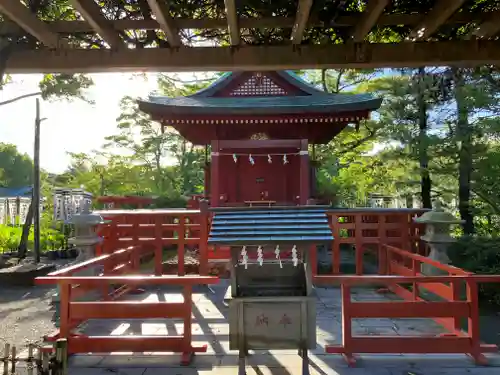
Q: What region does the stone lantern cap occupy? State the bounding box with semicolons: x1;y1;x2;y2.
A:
414;201;464;225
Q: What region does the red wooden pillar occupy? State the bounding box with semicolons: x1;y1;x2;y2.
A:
299;139;310;205
198;200;209;275
204;162;211;198
210;140;220;208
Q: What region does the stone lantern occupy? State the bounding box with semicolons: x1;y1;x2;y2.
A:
52;213;106;326
69;213;106;270
414;201;464;275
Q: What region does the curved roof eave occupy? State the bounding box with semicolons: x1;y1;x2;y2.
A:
138;97;382;116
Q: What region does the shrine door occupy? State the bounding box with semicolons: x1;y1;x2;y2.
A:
238;158;288;203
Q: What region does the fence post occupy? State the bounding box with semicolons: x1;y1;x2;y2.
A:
178;215;186;276
411;258;421;300
378;215;387;274
465;278;484;364
182;285;193;352
340;283;354;365
451;279;462;332
55;339;68;375
58;283;71;339
355;214;363;275
329;213;341;274
3;343;9;375
154;217;163;276
198;200;209;276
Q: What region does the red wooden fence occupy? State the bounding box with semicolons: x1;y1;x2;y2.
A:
315;274;500;366
95;208;427;277
37;245;218;365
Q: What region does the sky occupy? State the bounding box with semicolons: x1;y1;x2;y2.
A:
0;73;159;174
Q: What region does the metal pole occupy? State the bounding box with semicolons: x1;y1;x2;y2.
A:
33;98;41;263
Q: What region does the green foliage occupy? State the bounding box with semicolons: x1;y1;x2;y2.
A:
0;74;94;106
0;143;33;187
449;237;500;306
38;74;94;103
0;225;66;253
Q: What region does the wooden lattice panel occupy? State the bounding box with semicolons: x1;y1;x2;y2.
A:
230;73;287;96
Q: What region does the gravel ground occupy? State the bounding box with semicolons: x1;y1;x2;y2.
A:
0;285;56;351
0;258;75;352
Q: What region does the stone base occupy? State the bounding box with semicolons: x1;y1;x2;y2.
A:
0;263;56;287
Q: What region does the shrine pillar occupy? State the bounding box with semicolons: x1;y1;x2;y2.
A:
204;162;211;198
210;140;220;207
299;139;310;205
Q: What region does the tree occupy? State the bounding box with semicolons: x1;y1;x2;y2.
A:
0;74;94;106
104;95;173;194
0;143;33;187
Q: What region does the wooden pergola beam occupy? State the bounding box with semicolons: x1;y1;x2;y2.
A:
146;0;181;47
70;0;124;48
4;40;500;73
467;10;500;39
0;0;64;48
224;0;239;46
351;0;389;42
0;13;488;35
410;0;466;40
291;0;313;44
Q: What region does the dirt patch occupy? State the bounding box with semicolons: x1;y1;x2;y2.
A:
0;285;56;351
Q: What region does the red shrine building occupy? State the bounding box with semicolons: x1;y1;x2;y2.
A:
138;71;382;207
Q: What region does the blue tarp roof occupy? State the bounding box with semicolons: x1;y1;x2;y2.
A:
0;186;32;198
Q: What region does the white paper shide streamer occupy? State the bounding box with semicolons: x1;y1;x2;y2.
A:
233;153;238;163
275;245;282;268
257;246;263;266
291;245;298;267
249;154;255;165
268;154;272;163
283;154;288;165
241;246;248;269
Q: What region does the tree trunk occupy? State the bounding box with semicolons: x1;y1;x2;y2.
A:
417;67;432;209
453;67;475;235
18;199;34;258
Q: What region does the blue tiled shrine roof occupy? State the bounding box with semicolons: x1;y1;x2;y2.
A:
208;206;334;245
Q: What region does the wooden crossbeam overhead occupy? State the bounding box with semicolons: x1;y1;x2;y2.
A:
0;13;487;35
468;10;500;39
224;0;239;46
70;0;124;48
146;0;181;47
351;0;389;42
0;0;65;48
4;40;500;73
410;0;466;40
291;0;313;44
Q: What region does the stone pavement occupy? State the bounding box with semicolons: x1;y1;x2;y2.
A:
19;280;500;374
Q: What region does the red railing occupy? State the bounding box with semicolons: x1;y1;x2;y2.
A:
96;210;210;275
36;244;218;365
95;208;427;277
315;243;500;366
42;245;151;343
326;209;427;276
